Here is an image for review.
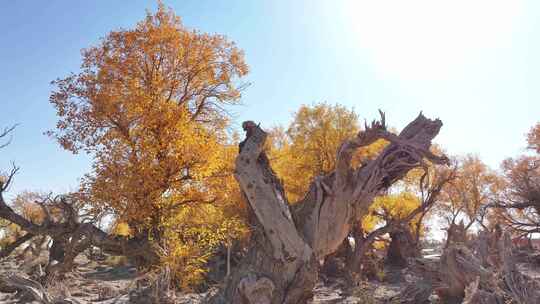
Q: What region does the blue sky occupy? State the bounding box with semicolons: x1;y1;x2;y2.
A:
1;0;539;198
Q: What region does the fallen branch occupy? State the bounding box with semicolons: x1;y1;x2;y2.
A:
0;273;82;304
499;232;540;304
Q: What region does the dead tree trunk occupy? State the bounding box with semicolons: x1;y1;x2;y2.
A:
385;225;417;268
0;178;159;277
0;126;156;269
349;168;454;281
349;226;370;275
498;231;540;304
210;112;447;304
445;220;468;249
0;125;159;279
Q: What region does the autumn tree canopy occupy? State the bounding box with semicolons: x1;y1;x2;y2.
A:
48;4;247;230
438;155;502;236
492;123;540;237
268;103;386;202
1;3;539;303
46;4;249;287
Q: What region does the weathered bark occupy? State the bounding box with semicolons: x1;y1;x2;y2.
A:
397;281;433;304
413;211;427;249
402;228;540;304
470;224;502;268
436;244;492;302
462;277;503;304
320;237;350;279
472;230;491;267
444;220;468;249
395;257;440;304
449;231;540;304
385;225;417;268
0;273;81;304
498;231;540;304
0;172;159;277
211;112;447;303
0;273;55;303
213;121;317;304
348;226;370;276
1;125;158;271
18;235;48;259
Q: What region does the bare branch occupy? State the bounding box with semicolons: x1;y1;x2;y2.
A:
0;124;17;149
336;110;389;189
0;273;53;303
0;164;19;192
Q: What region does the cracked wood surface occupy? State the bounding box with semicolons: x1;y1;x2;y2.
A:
217;112;447;304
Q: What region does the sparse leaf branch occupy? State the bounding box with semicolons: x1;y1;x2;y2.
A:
367;166;455;249
0;164;19;193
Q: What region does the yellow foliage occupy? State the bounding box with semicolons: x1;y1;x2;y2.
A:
160;203;248;289
111;222;132;237
362;192;422;235
268;103;387;202
48;3;248;227
372;240;386;250
47;4;249;290
11;191;47;224
0;191;48;246
440;154;501;225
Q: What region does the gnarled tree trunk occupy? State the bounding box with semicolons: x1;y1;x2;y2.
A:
0;126;160;274
348;226;371;278
385;225;417;268
210;112;447;304
0;185;159;279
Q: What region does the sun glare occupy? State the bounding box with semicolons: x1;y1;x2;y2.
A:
345;0;523;80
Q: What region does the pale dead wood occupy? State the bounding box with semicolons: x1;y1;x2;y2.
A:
237;274;275;304
499;231;540;304
0;273;83;304
234;121;311;263
213;112;448;304
0;273;53;303
408;229;540;304
0;125;158;277
462;277;503;304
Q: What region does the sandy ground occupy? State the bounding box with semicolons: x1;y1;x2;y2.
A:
0;254;137;303
0;253;403;304
0;252;538;304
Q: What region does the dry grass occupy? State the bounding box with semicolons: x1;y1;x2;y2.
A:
349;286;379;304
97;284;119;301
44;279;72;302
